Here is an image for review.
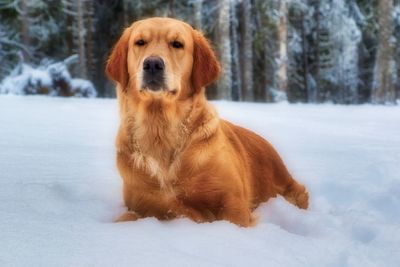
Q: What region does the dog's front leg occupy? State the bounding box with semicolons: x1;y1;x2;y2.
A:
114;151;143;222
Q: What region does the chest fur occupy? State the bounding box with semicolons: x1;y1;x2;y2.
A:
130;150;181;189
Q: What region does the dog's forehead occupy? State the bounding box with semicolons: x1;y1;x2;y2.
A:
132;18;192;39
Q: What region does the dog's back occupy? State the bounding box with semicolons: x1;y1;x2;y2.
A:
222;121;309;210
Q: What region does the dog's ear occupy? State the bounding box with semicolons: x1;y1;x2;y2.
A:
191;30;221;93
106;27;133;90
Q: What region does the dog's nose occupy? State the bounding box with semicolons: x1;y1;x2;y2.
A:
143;56;165;74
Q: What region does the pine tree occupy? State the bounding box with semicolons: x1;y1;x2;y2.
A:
253;0;278;102
62;0;99;81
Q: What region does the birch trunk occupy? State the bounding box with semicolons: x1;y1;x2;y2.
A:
240;0;253;101
277;0;288;100
216;0;232;100
372;0;395;104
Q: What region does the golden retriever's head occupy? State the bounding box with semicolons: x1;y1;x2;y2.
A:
106;17;221;100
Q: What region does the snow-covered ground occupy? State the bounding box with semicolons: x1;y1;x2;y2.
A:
0;95;399;267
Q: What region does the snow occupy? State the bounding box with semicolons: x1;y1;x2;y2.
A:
0;64;47;95
0;96;399;267
70;78;97;98
0;59;96;98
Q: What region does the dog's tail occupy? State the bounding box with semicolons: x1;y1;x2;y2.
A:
280;179;309;209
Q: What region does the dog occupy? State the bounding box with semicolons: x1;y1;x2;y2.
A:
106;17;309;227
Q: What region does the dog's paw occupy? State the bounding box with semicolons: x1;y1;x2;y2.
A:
115;211;139;222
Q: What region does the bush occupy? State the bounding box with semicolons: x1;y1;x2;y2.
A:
0;56;97;98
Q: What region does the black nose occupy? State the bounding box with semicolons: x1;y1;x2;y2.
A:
143;56;165;74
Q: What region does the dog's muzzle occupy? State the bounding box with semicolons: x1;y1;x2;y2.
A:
142;56;165;91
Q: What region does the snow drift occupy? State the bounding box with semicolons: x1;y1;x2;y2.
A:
0;57;96;98
0;96;399;267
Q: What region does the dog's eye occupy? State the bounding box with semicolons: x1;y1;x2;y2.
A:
171;41;184;49
135;39;146;46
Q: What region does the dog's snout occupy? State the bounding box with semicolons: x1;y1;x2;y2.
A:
142;56;165;91
143;56;165;73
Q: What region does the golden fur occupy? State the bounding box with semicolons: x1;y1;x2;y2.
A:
106;17;309;227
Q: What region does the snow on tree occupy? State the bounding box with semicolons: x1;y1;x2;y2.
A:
287;0;315;103
0;0;399;103
253;0;278;102
0;55;96;98
62;0;94;80
291;0;362;103
324;0;362;104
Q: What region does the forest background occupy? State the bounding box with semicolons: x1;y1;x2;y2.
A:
1;0;399;104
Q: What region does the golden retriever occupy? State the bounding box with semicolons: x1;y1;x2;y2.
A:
106;17;308;227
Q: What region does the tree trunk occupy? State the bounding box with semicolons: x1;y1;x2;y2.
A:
372;0;395;104
276;0;288;100
20;0;30;61
230;0;241;101
168;0;174;17
77;0;88;79
86;0;94;80
240;0;253;101
193;0;203;29
66;11;74;56
300;11;311;102
123;0;129;27
314;0;321;102
216;0;232;100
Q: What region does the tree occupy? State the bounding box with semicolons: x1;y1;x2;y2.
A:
276;0;288;101
327;0;362;104
253;0;278;102
393;2;400;101
354;0;378;103
20;0;30;60
0;0;65;79
240;0;253;101
193;0;203;29
286;1;311;103
0;0;399;103
76;0;88;79
372;0;396;104
216;0;232;100
85;0;94;80
313;0;321;102
230;0;241;101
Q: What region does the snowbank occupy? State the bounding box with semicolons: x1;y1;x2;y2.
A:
0;60;97;98
0;96;399;267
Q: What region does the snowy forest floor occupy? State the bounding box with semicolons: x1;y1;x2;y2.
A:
0;96;399;267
